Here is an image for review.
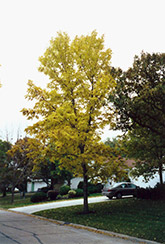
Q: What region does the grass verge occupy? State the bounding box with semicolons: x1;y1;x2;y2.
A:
34;198;165;243
0;193;37;209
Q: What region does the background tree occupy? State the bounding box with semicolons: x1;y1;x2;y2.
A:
110;52;165;140
104;137;131;182
33;159;73;189
26;138;73;189
104;137;126;157
7;137;34;203
123;127;164;184
22;31;125;213
0;139;12;197
109;52;165;183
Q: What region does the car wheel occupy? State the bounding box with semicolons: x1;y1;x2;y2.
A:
108;196;112;199
116;192;122;199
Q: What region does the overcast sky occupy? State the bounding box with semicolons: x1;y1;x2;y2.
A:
0;0;164;142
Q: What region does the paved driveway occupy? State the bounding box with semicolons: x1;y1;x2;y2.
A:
9;196;108;214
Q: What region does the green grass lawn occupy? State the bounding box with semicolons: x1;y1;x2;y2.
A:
0;193;36;209
34;198;165;243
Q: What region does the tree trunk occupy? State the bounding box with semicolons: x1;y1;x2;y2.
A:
51;177;57;190
158;162;163;185
11;187;15;204
82;163;89;214
22;191;26;199
2;187;6;197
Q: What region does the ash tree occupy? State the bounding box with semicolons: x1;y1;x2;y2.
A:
22;31;125;213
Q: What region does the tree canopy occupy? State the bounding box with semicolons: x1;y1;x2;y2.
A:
0;139;12;196
122;127;164;184
110;52;165;140
7;137;35;202
110;52;165;184
22;31;125;213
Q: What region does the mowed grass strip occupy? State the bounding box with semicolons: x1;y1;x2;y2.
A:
0;193;35;209
34;198;165;243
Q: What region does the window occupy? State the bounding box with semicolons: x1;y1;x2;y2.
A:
121;184;127;188
128;184;136;189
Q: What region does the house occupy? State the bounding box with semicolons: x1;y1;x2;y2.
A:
126;159;165;188
27;179;48;192
26;177;82;192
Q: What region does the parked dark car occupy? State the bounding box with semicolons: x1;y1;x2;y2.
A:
102;182;138;199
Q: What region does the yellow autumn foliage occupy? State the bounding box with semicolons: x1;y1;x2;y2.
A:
22;31;126;205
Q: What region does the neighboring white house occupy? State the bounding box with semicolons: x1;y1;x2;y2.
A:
27;177;83;192
130;172;165;188
69;177;83;189
126;159;165;188
27;179;48;192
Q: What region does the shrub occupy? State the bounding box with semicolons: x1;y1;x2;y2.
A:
78;181;93;189
75;188;83;197
62;194;69;199
47;190;59;200
59;185;70;195
152;183;165;200
137;184;165;200
137;188;151;199
88;183;103;194
56;194;69;200
68;190;76;198
56;194;62;200
77;181;84;189
37;186;51;193
78;181;102;194
88;186;98;194
31;192;47;203
96;183;103;192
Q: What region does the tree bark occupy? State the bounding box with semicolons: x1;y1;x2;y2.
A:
11;187;15;204
158;162;163;185
82;163;89;214
2;187;6;197
51;178;56;190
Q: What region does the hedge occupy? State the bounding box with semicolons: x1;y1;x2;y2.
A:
59;185;70;195
137;183;165;200
47;190;59;200
31;192;47;203
78;181;102;193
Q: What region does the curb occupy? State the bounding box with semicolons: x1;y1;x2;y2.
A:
4;209;161;244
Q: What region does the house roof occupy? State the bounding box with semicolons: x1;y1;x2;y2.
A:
124;159;136;168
